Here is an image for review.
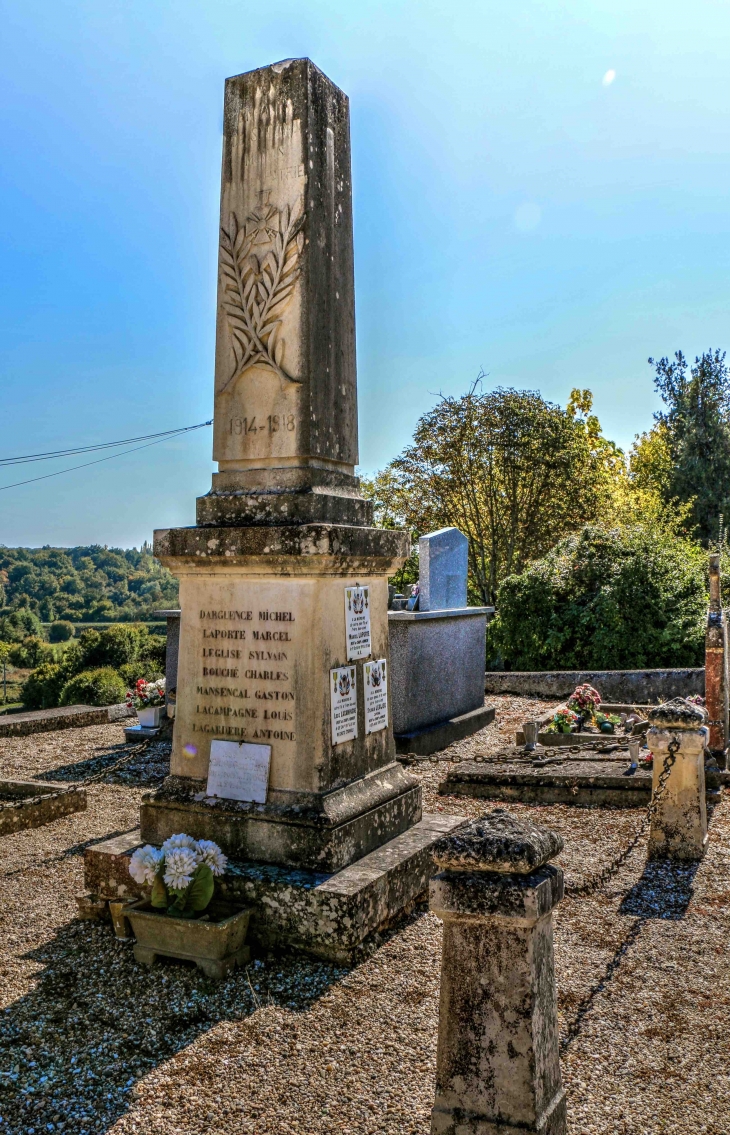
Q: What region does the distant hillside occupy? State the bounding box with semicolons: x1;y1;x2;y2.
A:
0;544;178;623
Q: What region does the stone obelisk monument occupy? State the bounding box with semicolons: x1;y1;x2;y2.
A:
130;60;463;952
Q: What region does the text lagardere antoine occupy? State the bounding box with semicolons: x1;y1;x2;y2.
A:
192;608;296;742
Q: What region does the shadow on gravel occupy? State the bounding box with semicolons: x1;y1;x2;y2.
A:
0;917;348;1135
619;858;701;920
560;915;646;1053
0;829;139;881
37;739;171;789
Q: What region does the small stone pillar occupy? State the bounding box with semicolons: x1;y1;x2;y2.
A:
705;553;728;765
647;698;708;861
429;812;567;1135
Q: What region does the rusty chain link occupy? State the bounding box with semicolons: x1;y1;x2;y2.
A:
564;736;680;897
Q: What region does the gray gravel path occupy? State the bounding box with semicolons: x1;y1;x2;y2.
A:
0;705;727;1135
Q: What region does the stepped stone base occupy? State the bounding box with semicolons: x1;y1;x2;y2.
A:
82;812;465;962
140;763;421;872
395;705;496;757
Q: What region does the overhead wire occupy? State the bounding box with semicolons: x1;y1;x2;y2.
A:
0;421;212;467
0;421;212;492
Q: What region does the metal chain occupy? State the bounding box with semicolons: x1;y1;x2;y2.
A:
77;721;171;785
564;737;680;897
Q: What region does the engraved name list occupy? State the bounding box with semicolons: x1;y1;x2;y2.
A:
192;607;296;744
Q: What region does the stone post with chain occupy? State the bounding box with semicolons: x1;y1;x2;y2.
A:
705;552;728;768
429;811;567;1135
647;698;708;861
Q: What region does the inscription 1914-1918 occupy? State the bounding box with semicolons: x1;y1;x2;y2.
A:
192;608;297;742
229;415;295;435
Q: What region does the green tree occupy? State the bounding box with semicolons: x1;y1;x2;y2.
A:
650;350;730;543
365;385;623;605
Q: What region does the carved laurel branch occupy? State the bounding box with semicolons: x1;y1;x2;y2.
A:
218;202;305;391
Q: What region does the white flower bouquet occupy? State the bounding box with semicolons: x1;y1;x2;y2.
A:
126;677;166;710
129;833;227;918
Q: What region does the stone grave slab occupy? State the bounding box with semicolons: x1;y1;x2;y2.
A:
0;703;133;739
0;779;86;835
440;745;730;807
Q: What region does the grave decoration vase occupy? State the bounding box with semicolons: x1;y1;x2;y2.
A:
137;706;164;728
126;900;251;979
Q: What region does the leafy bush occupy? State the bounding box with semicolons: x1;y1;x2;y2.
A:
19;622;167;709
0;609;43;643
118;661;165;687
8;636;54;669
487;524;707;671
75;626;145;669
21;663;68;710
49;620;75;642
59;668;127;707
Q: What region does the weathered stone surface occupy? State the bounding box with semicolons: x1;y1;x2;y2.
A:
83;813;465;962
193;58;370;528
83;831;145;902
429;820;566;1134
432;811;563;875
0;703;133;739
647;697;707;729
389;608;492;735
419;528;468;611
647;725;708;860
485;668;704;703
0;780;86;836
153;609;181;706
140;762;421;871
154;522;409;572
396;704;496;757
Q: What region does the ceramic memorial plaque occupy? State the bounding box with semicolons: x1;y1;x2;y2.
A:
345;585;371;660
206;739;272;804
364;658;388;735
330;665;358;744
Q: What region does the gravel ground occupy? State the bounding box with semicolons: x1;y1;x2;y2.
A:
0;701;728;1135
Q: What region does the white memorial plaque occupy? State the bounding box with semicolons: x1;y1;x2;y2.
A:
330;665;358;744
206;740;272;804
344;585;371;660
364;659;388;734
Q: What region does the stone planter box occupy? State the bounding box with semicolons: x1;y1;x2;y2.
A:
127;901;251;978
0;779;87;836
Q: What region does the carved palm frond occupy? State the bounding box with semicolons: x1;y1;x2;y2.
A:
218;202;305;391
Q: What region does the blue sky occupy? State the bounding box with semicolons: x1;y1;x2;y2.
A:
1;0;730;547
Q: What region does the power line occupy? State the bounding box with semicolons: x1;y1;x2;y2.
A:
0;421;212;467
0;422;213;493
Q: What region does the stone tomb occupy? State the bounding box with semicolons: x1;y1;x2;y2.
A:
85;59;464;958
389;527;494;756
